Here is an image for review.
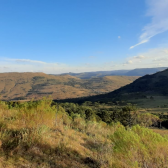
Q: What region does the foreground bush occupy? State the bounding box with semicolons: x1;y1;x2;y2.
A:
111;125;168;168
0;99;168;168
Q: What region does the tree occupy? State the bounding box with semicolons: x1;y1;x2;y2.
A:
121;104;138;128
85;108;94;120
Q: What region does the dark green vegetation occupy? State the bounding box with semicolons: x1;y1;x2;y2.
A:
59;67;167;79
0;72;138;101
1;98;168;168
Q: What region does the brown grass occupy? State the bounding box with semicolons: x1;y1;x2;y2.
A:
0;72;139;101
0;100;168;168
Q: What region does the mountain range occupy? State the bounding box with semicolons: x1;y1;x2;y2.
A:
59;67;168;79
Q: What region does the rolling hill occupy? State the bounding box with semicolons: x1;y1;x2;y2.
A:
0;72;139;101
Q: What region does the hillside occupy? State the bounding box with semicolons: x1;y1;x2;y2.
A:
68;68;168;107
0;72;138;101
107;68;168;97
58;67;167;79
0;100;168;168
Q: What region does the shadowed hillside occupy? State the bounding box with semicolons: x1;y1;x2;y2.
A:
107;68;168;97
66;68;168;106
0;72;138;101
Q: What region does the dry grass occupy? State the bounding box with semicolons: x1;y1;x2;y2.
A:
151;128;168;137
0;99;113;167
0;99;168;168
0;72;139;101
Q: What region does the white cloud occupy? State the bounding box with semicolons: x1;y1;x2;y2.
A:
1;48;168;73
130;40;148;49
6;58;47;64
124;55;146;65
118;36;121;39
133;55;145;59
130;0;168;49
127;60;133;64
124;47;168;68
163;49;168;54
0;57;116;74
153;57;168;62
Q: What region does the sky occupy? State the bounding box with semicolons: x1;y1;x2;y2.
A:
0;0;168;74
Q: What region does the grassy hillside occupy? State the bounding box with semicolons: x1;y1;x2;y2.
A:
0;72;138;101
0;99;168;168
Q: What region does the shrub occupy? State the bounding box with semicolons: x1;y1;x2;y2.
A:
111;125;168;167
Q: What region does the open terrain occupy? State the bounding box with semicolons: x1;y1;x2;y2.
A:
0;69;168;167
0;72;139;101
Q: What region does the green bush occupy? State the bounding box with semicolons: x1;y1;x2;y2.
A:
111;125;168;167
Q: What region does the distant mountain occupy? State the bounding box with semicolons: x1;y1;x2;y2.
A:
57;67;168;79
125;67;167;76
72;68;168;103
59;70;130;79
0;72;138;101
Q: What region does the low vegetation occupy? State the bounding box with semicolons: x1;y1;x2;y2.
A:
0;98;168;167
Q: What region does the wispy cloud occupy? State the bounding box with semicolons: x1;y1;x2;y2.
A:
1;48;168;73
124;47;168;68
127;60;133;64
7;58;47;64
153;57;168;62
133;55;145;60
130;0;168;49
0;57;115;73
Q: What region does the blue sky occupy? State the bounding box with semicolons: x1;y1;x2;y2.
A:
0;0;168;74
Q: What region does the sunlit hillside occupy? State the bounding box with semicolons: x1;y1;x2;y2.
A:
0;99;168;168
0;72;139;101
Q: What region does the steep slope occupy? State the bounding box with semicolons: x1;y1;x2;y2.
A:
0;72;139;101
109;68;168;96
71;68;168;104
